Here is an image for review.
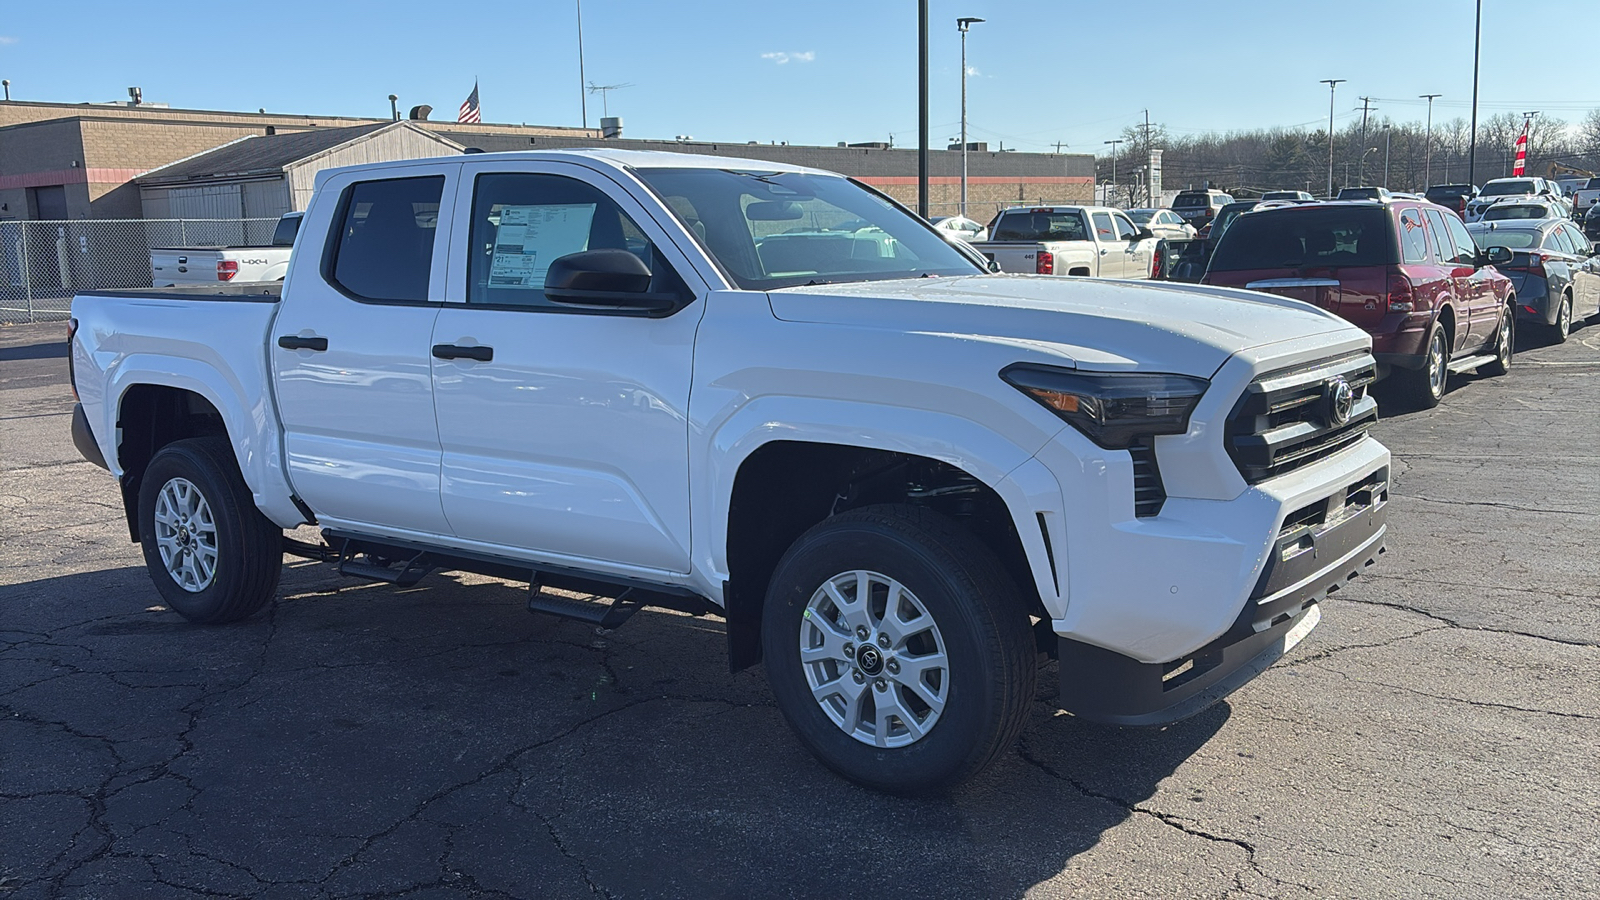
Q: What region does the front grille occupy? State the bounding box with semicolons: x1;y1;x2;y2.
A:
1129;440;1166;517
1226;353;1378;483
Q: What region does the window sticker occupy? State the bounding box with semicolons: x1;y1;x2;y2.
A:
488;203;597;288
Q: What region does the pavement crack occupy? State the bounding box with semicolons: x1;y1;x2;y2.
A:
1337;596;1599;647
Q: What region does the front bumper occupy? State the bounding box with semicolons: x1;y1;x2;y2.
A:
1058;469;1387;726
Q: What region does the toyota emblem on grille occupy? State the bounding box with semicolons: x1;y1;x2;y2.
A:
1325;377;1355;426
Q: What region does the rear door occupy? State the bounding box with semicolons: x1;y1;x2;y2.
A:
1089;211;1123;276
272;162;459;536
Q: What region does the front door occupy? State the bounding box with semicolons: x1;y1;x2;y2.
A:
1113;212;1152;279
429;162;705;574
272;164;459;536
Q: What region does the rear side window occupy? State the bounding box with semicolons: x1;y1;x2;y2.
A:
1397;208;1430;263
329;176;444;302
1207;207;1396;271
1091;212;1116;241
270;214;301;248
1547;227;1576;255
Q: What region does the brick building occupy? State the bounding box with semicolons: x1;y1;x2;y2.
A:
0;98;1093;222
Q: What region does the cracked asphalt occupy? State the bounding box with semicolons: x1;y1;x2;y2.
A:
3;317;1598;899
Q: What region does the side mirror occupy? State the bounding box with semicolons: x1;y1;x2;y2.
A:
544;249;679;313
1482;245;1513;267
1134;227;1155;241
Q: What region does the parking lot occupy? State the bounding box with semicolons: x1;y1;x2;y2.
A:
2;318;1596;899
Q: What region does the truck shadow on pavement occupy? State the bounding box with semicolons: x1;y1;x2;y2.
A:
0;340;67;363
1;562;1227;899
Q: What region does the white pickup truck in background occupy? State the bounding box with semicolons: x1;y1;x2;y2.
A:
149;211;302;286
69;150;1389;793
970;206;1159;278
1571;177;1600;221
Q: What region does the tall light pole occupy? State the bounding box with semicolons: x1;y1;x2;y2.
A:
1468;0;1481;186
576;0;588;129
1420;94;1441;186
1320;79;1345;197
957;16;984;218
917;0;929;218
1104;139;1124;207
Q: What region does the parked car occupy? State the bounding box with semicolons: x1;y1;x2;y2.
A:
1126;208;1197;240
972;205;1158;278
149;211;302;287
1479;197;1567;222
1261;190;1316;201
1569;177;1600;220
1468;219;1600;342
1424;184;1479;217
1336;186;1393;201
1585;204;1600;241
67;149;1390;793
930;215;988;243
1170;189;1234;229
1466;177;1555;222
1202;200;1515;409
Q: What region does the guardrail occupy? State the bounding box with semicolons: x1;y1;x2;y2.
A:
1;218;280;323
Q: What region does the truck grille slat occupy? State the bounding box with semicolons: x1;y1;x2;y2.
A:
1227;354;1378;483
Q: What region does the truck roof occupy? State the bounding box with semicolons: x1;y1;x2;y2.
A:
312;148;832;191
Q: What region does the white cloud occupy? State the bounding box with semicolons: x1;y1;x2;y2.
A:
761;50;815;65
0;36;19;45
965;65;980;76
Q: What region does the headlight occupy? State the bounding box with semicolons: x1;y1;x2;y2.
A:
1001;364;1209;450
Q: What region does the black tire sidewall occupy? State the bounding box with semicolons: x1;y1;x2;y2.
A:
762;513;1019;793
137;439;273;623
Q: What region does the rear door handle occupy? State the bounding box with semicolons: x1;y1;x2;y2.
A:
432;344;493;362
277;335;328;351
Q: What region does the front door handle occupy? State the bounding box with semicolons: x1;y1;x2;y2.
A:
277;335;328;351
432;344;493;362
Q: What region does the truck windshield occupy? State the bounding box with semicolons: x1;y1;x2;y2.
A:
632;168;981;290
991;210;1088;242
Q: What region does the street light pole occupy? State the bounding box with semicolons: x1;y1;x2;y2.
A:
1468;0;1482;187
576;0;588;129
1420;94;1441;186
1104;139;1124;207
1320;79;1346;197
957;17;984;218
917;0;929;218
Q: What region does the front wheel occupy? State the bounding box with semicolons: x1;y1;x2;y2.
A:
761;505;1036;794
1481;304;1514;377
138;437;282;623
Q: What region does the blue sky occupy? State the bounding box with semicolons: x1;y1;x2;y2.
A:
1;0;1594;153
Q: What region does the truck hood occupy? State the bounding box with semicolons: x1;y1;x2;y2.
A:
767;274;1361;376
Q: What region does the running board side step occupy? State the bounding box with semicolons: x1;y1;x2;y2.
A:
528;578;644;629
334;538;434;587
1447;352;1496;373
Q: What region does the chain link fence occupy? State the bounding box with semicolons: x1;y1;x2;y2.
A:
1;218;279;323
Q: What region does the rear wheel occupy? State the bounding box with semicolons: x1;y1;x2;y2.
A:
1393;324;1449;410
1550;294;1573;344
1481;303;1514;377
761;505;1036;794
138;438;281;623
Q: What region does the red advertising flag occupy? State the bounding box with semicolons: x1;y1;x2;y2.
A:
1512;120;1529;176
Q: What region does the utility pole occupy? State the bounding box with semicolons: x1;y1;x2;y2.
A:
1468;0;1482;186
917;0;929;218
1383;125;1392;188
1420;94;1441;186
957;16;984;218
1104;139;1124;207
1358;97;1375;183
1320;79;1346;197
1052;141;1068;153
576;0;588;129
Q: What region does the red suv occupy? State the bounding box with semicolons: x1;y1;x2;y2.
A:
1202;201;1515;408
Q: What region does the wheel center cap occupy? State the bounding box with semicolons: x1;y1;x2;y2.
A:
857;645;884;677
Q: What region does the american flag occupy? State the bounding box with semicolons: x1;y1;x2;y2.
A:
458;82;481;124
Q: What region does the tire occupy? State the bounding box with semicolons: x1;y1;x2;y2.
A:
1480;303;1514;377
138;437;281;624
761;504;1036;794
1550;294;1573;344
1393;323;1449;410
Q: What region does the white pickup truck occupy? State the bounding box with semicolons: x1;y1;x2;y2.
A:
1571;177;1600;221
149;212;302;286
971;205;1159;278
68;150;1389;792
